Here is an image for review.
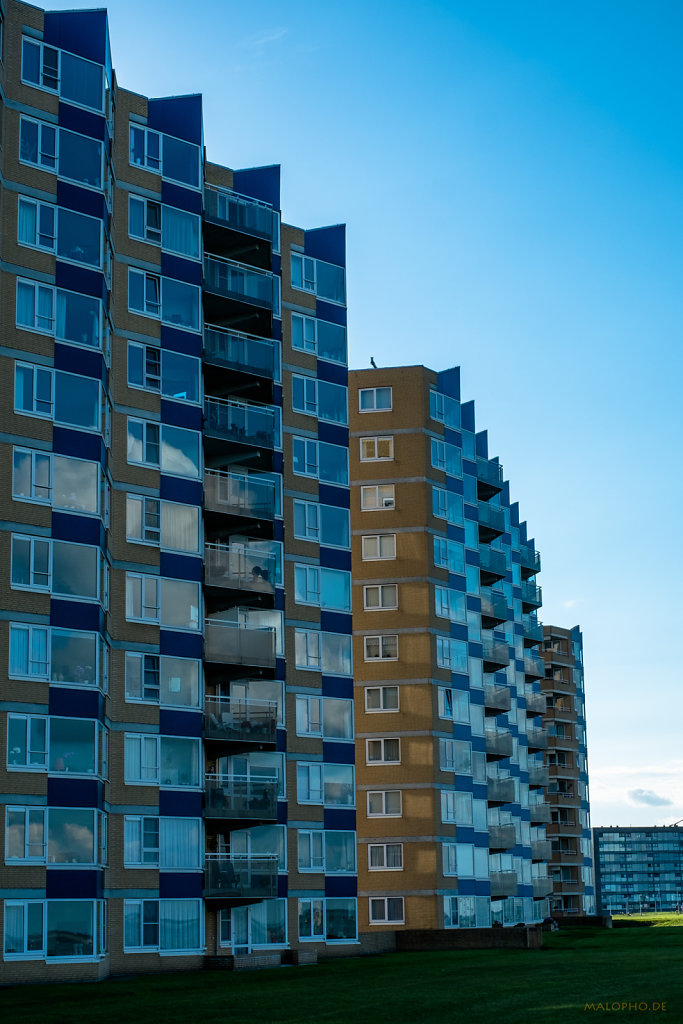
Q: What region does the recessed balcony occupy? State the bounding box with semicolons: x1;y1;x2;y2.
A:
204;542;276;595
531;839;553;861
488;824;516;851
204;469;277;523
204;695;278;748
477;502;505;542
520;581;542;610
204;397;279;453
484;683;511;715
480;589;508;628
204;774;278;821
524;654;545;680
490;870;518;898
485;729;513;760
529;801;552;824
204;853;279;900
482;637;510;672
204;619;277;668
519;543;541;579
532;875;554;899
476;458;504;500
525;691;547;716
527;727;548;750
479;547;507;584
487;777;516;805
204;324;278;382
204;254;276;310
204;186;276;244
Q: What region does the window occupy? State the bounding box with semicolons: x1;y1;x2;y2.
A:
22;37;104;111
125;573;159;622
292;436;349;484
296;763;355;806
295;696;353;739
297;897;357;942
436;636;468;672
124;817;201;869
290;253;346;304
14;363;53;418
18;120;103;189
56;207;102;267
368;844;403;870
441;790;473;824
15;364;103;432
125;654;200;708
363;584;398;610
438;687;469;723
365;686;399;712
432;486;463;524
297;831;356;874
127;419;201;478
123;899;202;952
128;268;160;317
126;496;200;553
294;630;353;675
8;624;49;680
442;843;458;876
430;390;460;428
360;436;393;461
13;448;104;517
11;448;51;503
124;734;201;789
290;313;346;363
10;535;50;590
16;279;102;348
10;536;104;603
128;344;201;403
6;807;106;865
129;125;160;172
367;790;402;817
359;386;392;411
7;715;47;769
364;635;398;661
366;738;400;764
294;565;351;612
431;438;462;476
19;115;56;171
129;196;201;259
360;484;395;510
7;715;107;778
129;195;161;244
130;126;201;188
9;625;107;690
17;197;55;251
291;375;348;424
293;500;350;548
361;534;396;560
433;537;465;574
369;897;404;925
435;586;467;622
4;899;106;960
440;739;472;774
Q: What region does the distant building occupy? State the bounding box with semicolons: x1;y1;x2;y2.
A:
593;827;683;915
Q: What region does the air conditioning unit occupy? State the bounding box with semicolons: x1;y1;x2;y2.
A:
382;497;395;508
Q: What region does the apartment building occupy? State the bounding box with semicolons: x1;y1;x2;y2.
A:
541;625;595;916
593;827;683;916
349;364;552;935
0;0;358;982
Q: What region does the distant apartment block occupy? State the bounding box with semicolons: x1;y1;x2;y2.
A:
594;827;683;915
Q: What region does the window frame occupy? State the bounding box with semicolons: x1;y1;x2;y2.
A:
364;686;400;713
359;436;394;461
358;386;392;412
366;790;402;818
361;534;396;561
21;36;105;113
363;583;398;611
363;635;399;662
369;896;405;925
368;843;403;871
366;737;401;765
360;484;395;511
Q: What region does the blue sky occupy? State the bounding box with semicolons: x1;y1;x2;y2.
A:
43;0;683;826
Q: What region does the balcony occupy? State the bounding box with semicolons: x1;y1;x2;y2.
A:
485;730;513;759
204;324;278;381
204;469;277;522
480;590;508;628
204;853;279;900
519;543;541;578
490;870;518;898
204;696;278;747
521;614;544;646
476;458;504;500
487;777;516;805
484;684;511;715
489;824;516;851
525;690;547;716
204;620;276;668
205;542;276;595
528;765;549;787
204;774;278;821
520;581;542;610
527;727;547;750
477;502;505;541
524;654;545;680
543;642;574;667
204;397;279;452
532;876;554;899
204;186;276;243
204;255;276;310
479;547;507;584
531;839;553;861
530;802;552;824
482;637;510;672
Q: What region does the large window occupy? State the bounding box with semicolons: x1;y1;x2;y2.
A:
361;534;396;560
129;195;200;259
124;817;202;869
7;714;107;778
127;418;201;478
9;624;108;690
441;790;473;825
297;898;357;942
22;37;104;111
125;573;200;631
18;201;102;267
19;117;104;189
294;565;351;612
290;313;346;364
126;495;200;553
13;448;104;517
124;734;201;789
128;343;200;404
431;438;462;476
432;486;463;525
292;436;348;484
11;535;104;603
4;899;106;960
430;390;460;428
440;739;472;774
363;635;398;661
297;830;356;873
436;636;468;673
296;763;355;806
129;125;201;189
128;269;200;331
15;364;103;432
360;484;395;510
369;897;404;925
367;790;402;817
295;696;353;739
290;254;345;305
359;386;392;412
291;375;348;425
123;899;202;952
125;653;200;708
435;586;467;622
16;279;102;348
6;806;106;865
293;500;350;548
433;537;465;574
294;630;352;675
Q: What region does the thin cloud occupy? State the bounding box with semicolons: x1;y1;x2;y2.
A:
241;27;288;49
628;789;673;807
563;599;578;608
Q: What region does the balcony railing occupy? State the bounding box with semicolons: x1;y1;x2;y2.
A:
524;654;545;680
485;730;513;759
480;590;508;626
204;397;279;449
476;458;504;495
489;824;516;850
204;774;278;820
482;637;510;670
531;839;553;861
487;777;516;804
532;876;554;898
204;254;275;310
490;870;518;898
527;727;548;750
204;324;278;380
204;620;277;668
204;469;277;521
204;186;276;243
205;543;276;594
479;548;507;580
521;581;543;608
525;690;547;715
529;802;552;824
528;765;549;787
478;503;505;536
521;615;544;644
484;684;511;714
519;543;541;575
204;696;278;745
204;853;279;899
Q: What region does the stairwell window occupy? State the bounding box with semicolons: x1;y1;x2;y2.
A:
360;436;393;461
367;790;402;817
369;897;404;925
368;843;403;870
363;635;398;661
363;584;398;611
359;386;392;412
366;738;400;764
360;485;395;510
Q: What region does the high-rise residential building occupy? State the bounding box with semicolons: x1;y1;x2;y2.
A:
593;827;683;916
541;625;595;917
0;0;357;982
349;364;553;936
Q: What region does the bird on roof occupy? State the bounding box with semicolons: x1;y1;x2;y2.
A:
370;357;377;369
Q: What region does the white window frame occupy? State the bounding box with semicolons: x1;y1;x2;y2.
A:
129;193;161;244
125;572;160;623
126;495;161;545
17;196;56;252
128;268;161;319
358;386;392;412
123;898;204;953
126;417;160;469
8;624;49;680
364;686;400;713
361;534;396;561
360;484;395;510
18;114;56;172
21;37;105;113
369;896;404;925
10;534;51;592
367;790;402;818
359;436;393;461
368;843;403;871
363;584;398;611
363;635;399;662
366;738;400;765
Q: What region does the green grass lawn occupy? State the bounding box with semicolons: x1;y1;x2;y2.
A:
4;918;681;1024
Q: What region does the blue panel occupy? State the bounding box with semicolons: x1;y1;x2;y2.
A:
462;458;477;477
468;641;484;659
51;512;103;547
44;9;109;65
465;550;480;567
277;875;288;898
161;181;203;215
159;552;203;582
444;427;462;448
318;484;350;509
274;589;285;611
324;808;355;831
320;611;352;635
160;476;202;506
52;427;105;463
448;574;467;596
325;876;357;898
46;869;102;899
274;520;284;543
315;300;347;327
233;165;281;210
159;709;202;737
464;503;479;521
466;595;481;612
316;360;347;386
56;181;107;220
49;686;102;719
53;343;105;382
304;225;345;267
159;872;203;898
436;366;461;401
159;630;203;659
277;800;288;825
475;430;489;458
276;658;286;681
276;729;287;753
456;879;479;896
161;325;202;357
158;791;201;817
161;252;202;285
319;547;351;571
461;400;475;432
160;399;202;431
322;741;355;765
446;476;463;495
271;254;282;279
148;96;203;146
57;102;106;141
449;624;468;642
50;600;103;633
55;262;107;302
273;384;283;406
322;678;353;699
47;778;103;808
317;421;349;446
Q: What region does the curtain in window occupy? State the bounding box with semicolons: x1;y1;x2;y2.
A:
162;505;197;552
160;819;200;869
124;736;142;781
17;282;35;326
9;628;29;676
18;200;37;245
160;900;200;951
124;818;141;864
4;905;24;954
163;207;198;259
124;902;141;947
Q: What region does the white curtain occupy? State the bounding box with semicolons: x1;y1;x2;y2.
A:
163;207;199;259
160;818;201;869
160;900;200;951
